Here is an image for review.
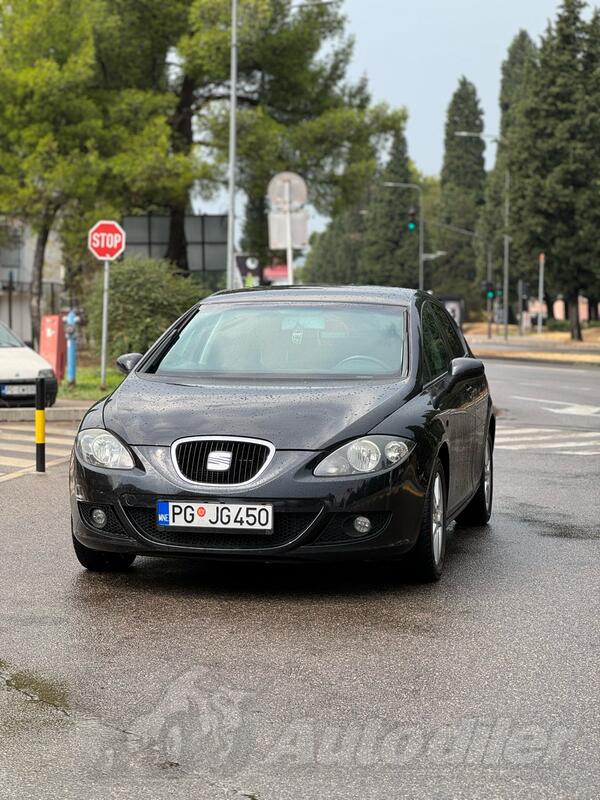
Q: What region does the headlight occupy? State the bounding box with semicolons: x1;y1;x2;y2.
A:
76;428;135;470
38;368;55;379
314;435;414;477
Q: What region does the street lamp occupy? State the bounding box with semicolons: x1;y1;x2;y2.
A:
226;0;343;290
383;182;425;291
226;0;238;291
454;130;510;341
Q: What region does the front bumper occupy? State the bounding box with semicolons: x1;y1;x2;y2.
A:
0;377;58;407
70;444;426;562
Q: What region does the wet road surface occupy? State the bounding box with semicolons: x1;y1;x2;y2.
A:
0;360;598;799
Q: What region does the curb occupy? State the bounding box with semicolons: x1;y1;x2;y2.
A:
474;351;600;368
0;406;91;423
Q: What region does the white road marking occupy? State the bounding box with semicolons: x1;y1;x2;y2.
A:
0;432;75;446
496;431;600;441
498;440;600;451
0;442;72;457
496;425;600;455
512;396;600;416
0;425;74;477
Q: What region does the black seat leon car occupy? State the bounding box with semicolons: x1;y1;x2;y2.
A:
71;286;494;581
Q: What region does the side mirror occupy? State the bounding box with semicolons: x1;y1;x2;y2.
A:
116;353;143;375
449;357;485;387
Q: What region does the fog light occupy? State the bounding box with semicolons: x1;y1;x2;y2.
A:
353;516;372;536
91;508;107;529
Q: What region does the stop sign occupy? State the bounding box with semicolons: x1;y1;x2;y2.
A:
88;220;127;261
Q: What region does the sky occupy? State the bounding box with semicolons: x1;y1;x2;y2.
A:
204;0;566;232
343;0;563;174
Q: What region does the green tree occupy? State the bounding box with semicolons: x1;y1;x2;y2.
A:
174;0;398;268
477;31;537;304
0;0;103;344
436;78;486;305
304;203;368;285
358;125;422;287
509;0;600;339
86;256;207;356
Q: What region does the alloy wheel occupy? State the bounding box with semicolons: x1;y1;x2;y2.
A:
432;473;444;565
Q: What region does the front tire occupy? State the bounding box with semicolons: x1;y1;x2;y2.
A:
456;433;493;527
410;459;447;582
72;534;136;572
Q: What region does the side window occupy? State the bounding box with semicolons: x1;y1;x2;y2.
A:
421;304;450;381
432;304;466;360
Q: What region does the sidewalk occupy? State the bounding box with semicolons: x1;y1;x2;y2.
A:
468;336;600;366
0;398;92;423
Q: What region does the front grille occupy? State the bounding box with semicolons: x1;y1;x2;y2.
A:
174;438;272;485
124;507;318;550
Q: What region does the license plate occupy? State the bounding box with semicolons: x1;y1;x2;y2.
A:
0;384;34;396
156;501;273;532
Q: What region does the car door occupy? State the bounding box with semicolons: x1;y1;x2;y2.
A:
421;302;472;512
431;303;488;495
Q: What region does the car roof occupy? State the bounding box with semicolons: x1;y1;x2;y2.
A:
203;285;421;307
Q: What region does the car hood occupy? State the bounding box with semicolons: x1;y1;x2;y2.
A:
0;347;52;379
103;373;410;450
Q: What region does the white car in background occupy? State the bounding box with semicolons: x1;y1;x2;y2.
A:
0;322;57;406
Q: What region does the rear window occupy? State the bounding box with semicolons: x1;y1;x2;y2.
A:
149;303;408;379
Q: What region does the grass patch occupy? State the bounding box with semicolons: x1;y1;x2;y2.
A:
57;366;123;402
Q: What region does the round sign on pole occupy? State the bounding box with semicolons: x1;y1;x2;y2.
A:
267;172;308;213
88;220;127;262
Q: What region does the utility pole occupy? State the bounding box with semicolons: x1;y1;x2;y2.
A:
226;0;238;291
383;182;424;291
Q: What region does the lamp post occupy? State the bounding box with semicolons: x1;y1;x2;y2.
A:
226;0;238;291
383;182;425;291
455;131;510;341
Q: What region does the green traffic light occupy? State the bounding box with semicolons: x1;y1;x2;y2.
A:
408;222;417;232
486;290;495;299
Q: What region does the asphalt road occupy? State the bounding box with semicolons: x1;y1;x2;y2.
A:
0;360;598;800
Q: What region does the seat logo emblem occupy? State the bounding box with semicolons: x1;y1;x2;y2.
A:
207;451;233;472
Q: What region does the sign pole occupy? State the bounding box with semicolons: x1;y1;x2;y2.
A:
100;259;110;390
88;219;126;389
284;179;294;285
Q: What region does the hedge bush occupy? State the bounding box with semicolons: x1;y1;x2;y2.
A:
545;318;571;332
86;256;209;357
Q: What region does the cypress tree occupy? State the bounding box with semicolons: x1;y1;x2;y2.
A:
509;0;600;339
435;78;486;304
477;32;537;296
358;128;421;287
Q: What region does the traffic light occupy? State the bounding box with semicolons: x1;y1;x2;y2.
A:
408;207;417;232
481;281;495;300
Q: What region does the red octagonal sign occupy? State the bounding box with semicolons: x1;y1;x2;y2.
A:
88;220;127;261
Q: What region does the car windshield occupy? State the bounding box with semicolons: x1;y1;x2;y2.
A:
151;303;408;379
0;324;22;348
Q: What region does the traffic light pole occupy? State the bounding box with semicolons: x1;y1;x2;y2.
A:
383;182;424;291
486;245;493;340
503;169;511;342
537;252;545;334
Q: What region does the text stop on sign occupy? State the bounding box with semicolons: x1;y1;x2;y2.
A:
88;220;127;261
